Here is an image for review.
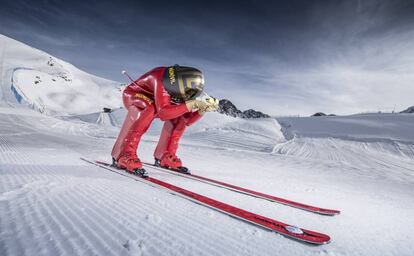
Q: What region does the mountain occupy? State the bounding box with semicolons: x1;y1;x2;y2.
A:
0;34;122;115
311;112;327;117
217;99;270;118
1;35;268;119
311;112;336;117
400;106;414;113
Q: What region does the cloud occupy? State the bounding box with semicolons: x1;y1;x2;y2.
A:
235;0;414;115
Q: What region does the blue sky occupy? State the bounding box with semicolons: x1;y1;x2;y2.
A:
1;0;414;115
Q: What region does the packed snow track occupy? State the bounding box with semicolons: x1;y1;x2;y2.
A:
1;107;414;255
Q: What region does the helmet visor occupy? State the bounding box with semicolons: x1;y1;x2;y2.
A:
184;88;202;101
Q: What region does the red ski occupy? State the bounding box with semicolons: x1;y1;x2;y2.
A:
81;158;331;245
143;162;340;216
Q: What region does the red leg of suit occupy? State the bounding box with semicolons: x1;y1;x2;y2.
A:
111;90;155;161
153;110;203;162
153;116;187;160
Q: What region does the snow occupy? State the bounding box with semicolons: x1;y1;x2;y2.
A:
1;34;414;255
277;114;414;143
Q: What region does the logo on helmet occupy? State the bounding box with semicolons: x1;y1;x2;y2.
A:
168;67;176;85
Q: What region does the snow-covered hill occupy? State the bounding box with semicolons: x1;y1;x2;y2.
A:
1;35;414;256
0;34;122;115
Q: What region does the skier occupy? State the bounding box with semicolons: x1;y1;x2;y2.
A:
111;65;218;176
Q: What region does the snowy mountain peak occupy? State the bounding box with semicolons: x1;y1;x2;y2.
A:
218;99;270;118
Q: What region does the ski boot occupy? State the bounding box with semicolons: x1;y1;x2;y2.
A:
112;156;148;178
155;152;190;174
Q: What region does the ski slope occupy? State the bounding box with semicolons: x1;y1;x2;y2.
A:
1;34;414;255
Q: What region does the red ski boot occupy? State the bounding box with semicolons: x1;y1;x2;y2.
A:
155;152;190;174
113;155;148;177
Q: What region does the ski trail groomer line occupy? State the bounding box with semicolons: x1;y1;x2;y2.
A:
112;65;219;176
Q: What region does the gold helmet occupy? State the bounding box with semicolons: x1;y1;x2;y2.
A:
162;65;204;102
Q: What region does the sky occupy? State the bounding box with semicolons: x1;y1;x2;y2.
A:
1;0;414;115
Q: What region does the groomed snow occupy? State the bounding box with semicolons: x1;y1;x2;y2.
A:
1;35;414;256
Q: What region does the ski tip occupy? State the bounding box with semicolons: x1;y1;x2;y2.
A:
301;232;331;245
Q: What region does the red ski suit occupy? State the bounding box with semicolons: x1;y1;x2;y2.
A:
111;67;203;162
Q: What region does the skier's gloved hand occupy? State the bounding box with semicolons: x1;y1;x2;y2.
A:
198;105;217;115
185;99;210;112
205;97;219;107
187;92;220;113
198;97;220;115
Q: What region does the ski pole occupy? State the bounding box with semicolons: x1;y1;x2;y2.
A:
121;70;153;95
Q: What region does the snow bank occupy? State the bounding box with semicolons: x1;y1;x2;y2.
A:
275;114;414;176
277;113;414;143
138;112;285;153
59;108;123;127
188;112;283;140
